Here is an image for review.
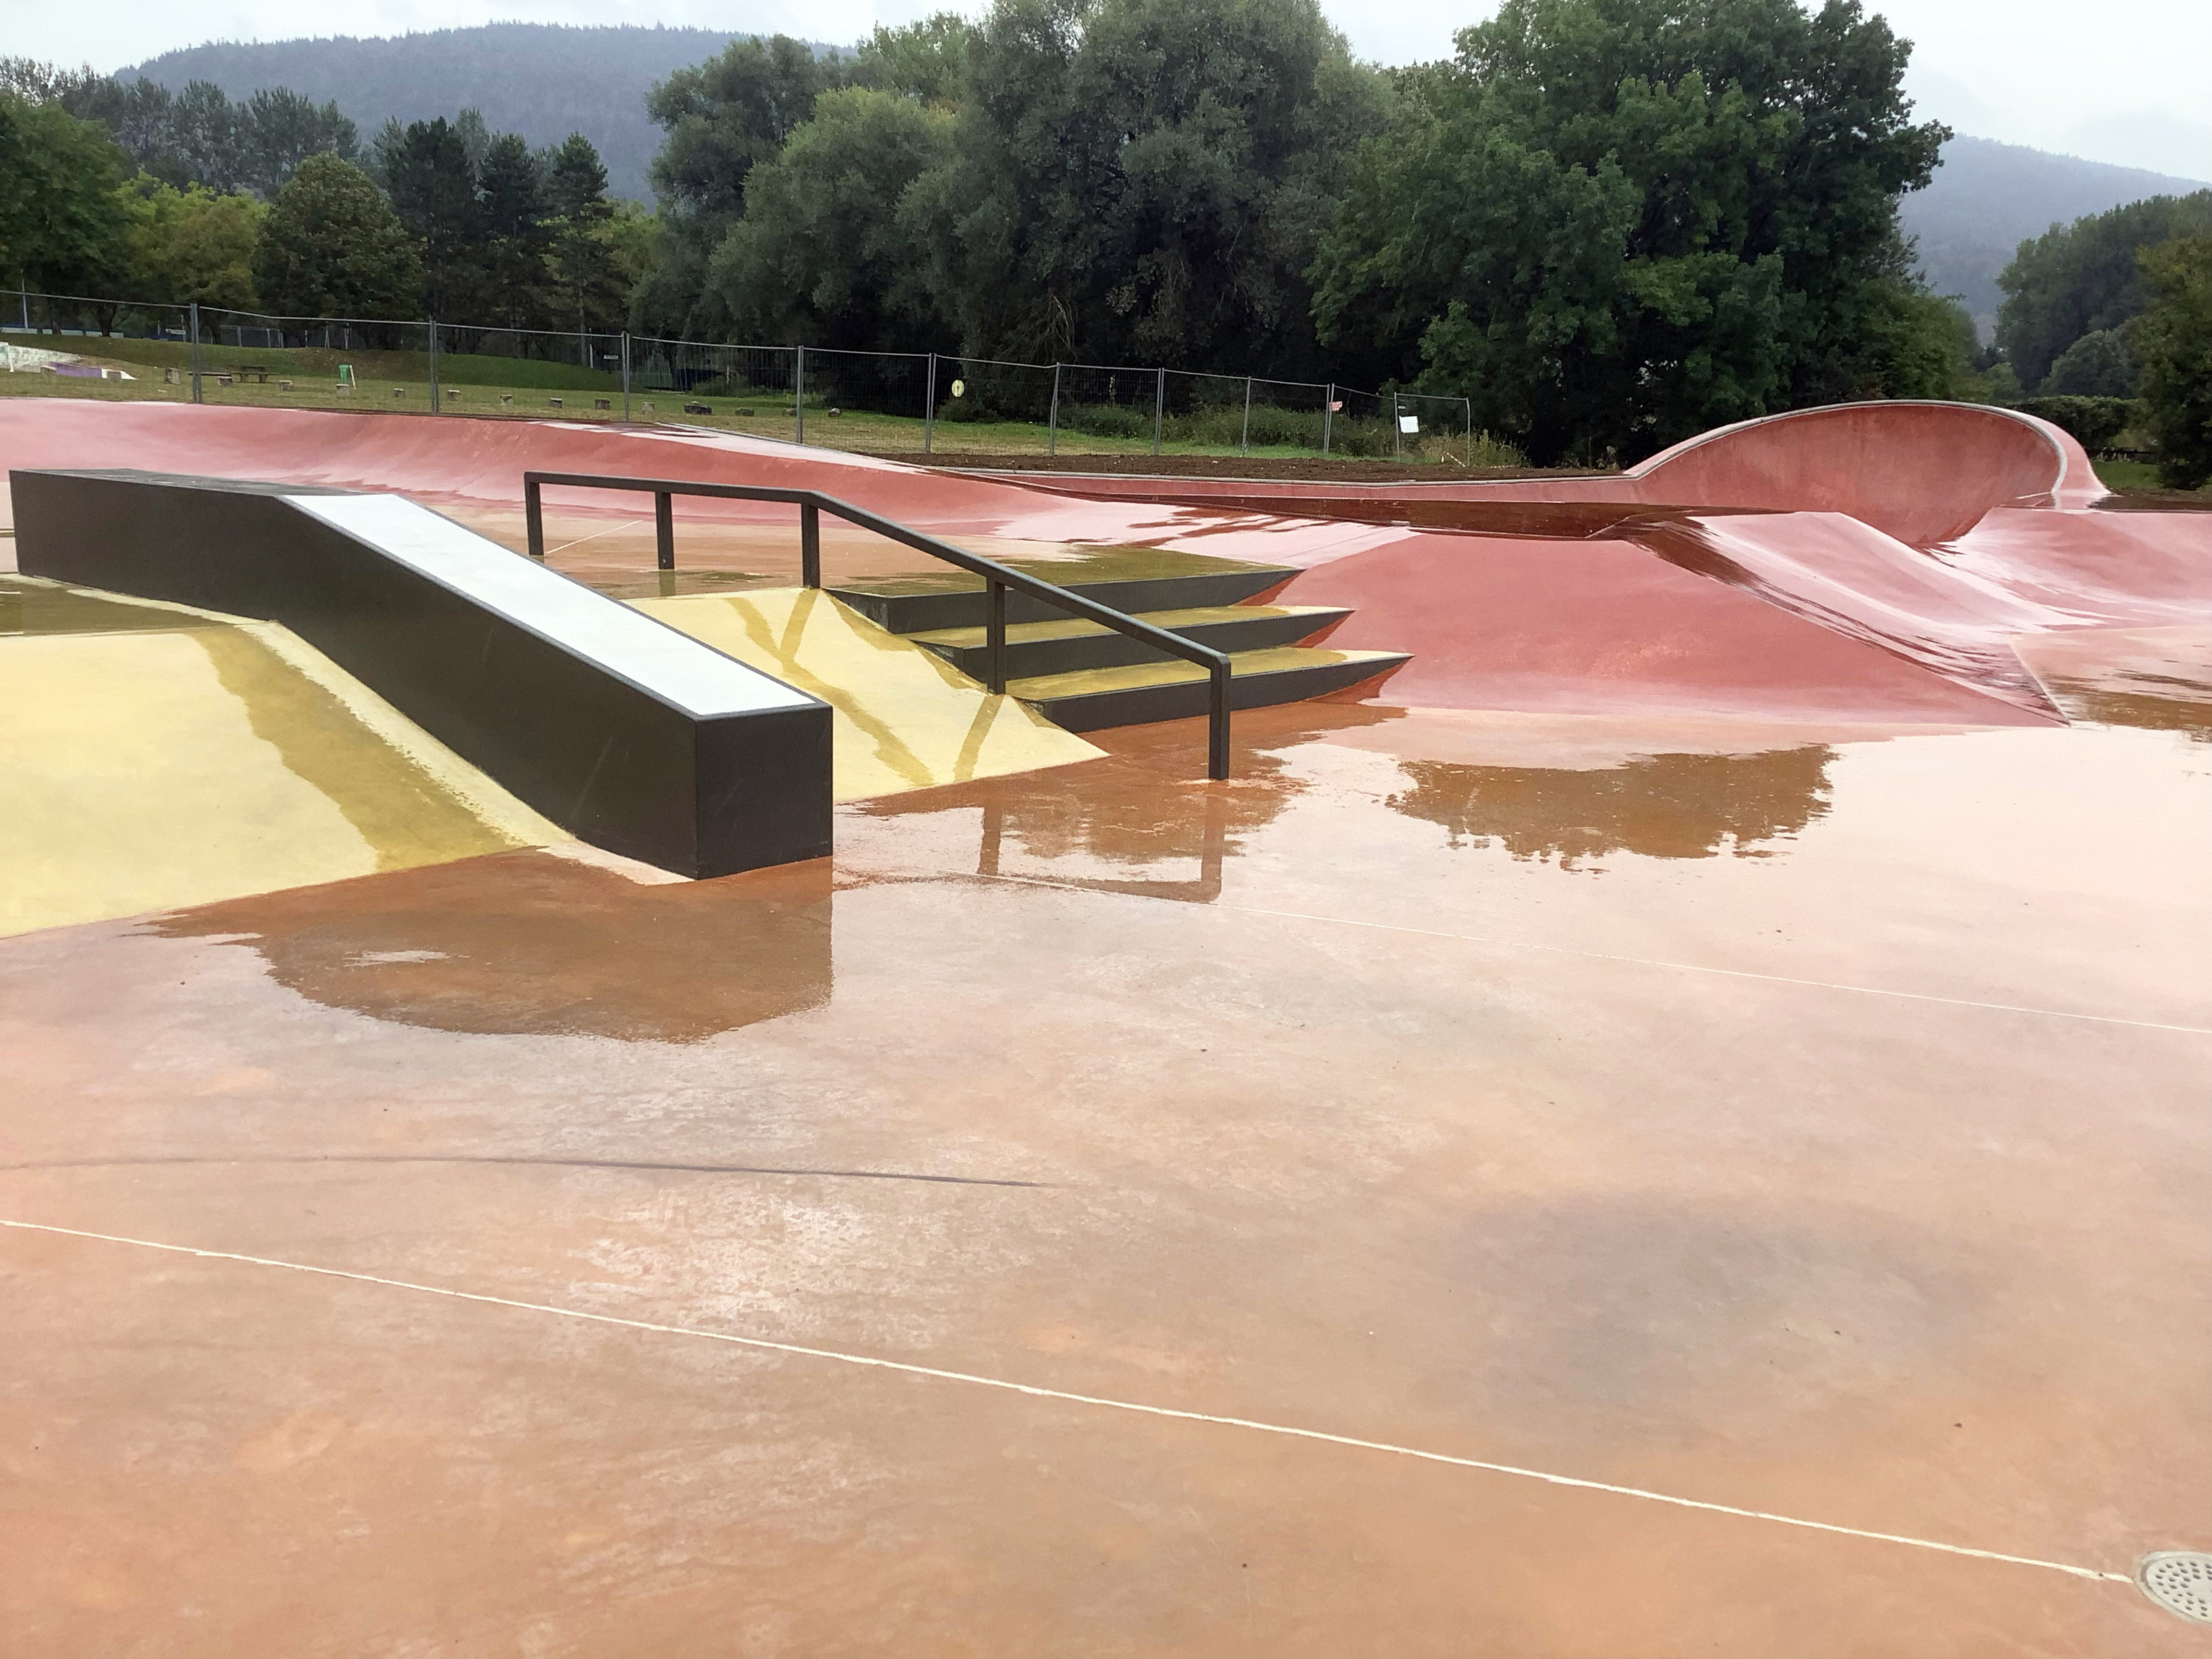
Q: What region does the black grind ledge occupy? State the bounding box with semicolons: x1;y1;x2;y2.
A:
10;468;832;878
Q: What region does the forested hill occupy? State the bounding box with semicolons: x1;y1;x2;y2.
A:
117;28;2211;327
117;25;848;201
1904;136;2206;335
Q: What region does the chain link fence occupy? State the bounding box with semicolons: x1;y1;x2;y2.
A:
3;286;1521;467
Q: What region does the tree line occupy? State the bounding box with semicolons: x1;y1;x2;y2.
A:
1982;190;2212;487
1;62;645;339
626;0;1983;462
7;0;2207;474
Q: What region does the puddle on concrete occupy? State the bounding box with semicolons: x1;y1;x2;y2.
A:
148;851;834;1044
1384;747;1835;865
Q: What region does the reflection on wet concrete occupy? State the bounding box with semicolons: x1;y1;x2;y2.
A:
0;575;192;635
148;849;834;1043
2014;623;2212;743
0;581;554;937
859;704;1399;900
2050;687;2212;742
1386;746;1836;865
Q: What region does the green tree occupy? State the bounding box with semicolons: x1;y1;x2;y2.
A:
0;91;131;308
476;131;553;329
2043;327;2136;397
167;80;245;194
2129;234;2212;489
382;116;480;320
237;87;358;197
1841;281;1980;400
638;35;842;337
853;14;975;102
252;152;423;323
1311;0;1947;464
1995;191;2212;392
708;88;957;349
545;134;631;335
119;175;265;309
901;0;1389;370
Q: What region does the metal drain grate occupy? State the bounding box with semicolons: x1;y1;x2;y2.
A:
2140;1553;2212;1624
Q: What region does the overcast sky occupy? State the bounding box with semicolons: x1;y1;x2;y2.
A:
24;0;2212;183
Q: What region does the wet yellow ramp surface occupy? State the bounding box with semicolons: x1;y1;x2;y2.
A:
634;587;1103;802
1;577;559;938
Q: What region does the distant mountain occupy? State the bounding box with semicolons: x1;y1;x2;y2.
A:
1904;136;2207;337
119;24;849;202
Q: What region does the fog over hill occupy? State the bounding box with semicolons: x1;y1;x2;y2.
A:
1904;136;2207;335
123;26;2211;337
119;24;849;201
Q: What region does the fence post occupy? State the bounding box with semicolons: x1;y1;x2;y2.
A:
924;351;937;455
188;302;203;403
1047;363;1062;457
621;331;632;423
1392;392;1401;461
1240;376;1253;456
428;320;441;413
795;344;805;445
1465;396;1474;462
1152;367;1165;457
1322;382;1333;457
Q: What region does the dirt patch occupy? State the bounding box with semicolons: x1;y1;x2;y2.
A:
868;451;1609;483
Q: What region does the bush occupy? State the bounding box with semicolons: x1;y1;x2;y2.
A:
2043;328;2137;397
933;390;995;422
2018;395;2140;453
1063;401;1149;439
2129;234;2212;490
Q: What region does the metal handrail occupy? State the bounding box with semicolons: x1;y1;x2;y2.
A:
522;470;1232;779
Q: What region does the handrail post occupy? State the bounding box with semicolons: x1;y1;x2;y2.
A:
1047;363;1061;456
654;490;674;571
525;477;545;558
1208;661;1230;781
924;351;937;455
1152;367;1165;456
987;579;1007;694
800;501;821;588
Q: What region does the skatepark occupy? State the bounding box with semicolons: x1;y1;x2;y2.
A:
4;398;2211;1654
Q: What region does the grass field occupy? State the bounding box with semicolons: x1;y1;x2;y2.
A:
1;338;1525;468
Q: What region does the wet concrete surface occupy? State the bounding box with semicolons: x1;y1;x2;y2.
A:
0;576;558;937
5;651;2211;1654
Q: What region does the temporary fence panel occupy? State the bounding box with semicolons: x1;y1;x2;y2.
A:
5;288;1492;464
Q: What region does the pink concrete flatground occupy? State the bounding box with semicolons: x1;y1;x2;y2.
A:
3;401;2211;1656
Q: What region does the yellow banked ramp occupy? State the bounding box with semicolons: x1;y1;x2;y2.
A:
0;577;561;939
632;588;1103;802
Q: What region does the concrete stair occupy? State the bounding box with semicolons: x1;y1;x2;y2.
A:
827;550;1408;730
